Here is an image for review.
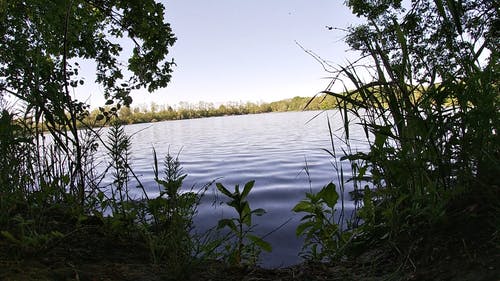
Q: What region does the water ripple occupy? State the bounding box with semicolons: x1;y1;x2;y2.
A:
116;111;368;268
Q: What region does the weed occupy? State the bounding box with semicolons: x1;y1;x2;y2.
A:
216;180;272;266
107;121;132;210
138;149;200;278
293;182;354;262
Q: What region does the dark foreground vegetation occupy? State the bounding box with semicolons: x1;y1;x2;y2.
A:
1;0;499;280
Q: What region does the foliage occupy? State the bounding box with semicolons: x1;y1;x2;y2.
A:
0;113;203;277
0;0;199;273
0;0;175;107
0;0;175;206
0;216;65;258
138;150;199;278
0;98;95;258
293;183;352;262
106;121;132;212
216;181;272;266
313;0;499;267
0;107;33;195
99;123;202;278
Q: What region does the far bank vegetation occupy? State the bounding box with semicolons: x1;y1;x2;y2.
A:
84;95;338;126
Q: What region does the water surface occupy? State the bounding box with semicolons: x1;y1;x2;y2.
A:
119;110;367;267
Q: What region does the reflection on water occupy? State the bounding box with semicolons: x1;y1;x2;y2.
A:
113;110;367;267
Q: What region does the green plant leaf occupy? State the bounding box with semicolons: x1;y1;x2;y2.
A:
61;175;70;185
252;208;266;216
97;191;105;202
50;231;65;239
242;202;252;226
318;182;338;208
296;221;315;236
216;183;233;198
217;218;237;233
247;234;272;252
393;18;410;77
96;114;104;121
1;231;20;244
228;200;239;210
374;128;390;149
300;214;315;221
155;179;169;189
241;180;255;199
153;147;159;180
292;201;313;213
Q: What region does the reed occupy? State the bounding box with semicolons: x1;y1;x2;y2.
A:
301;0;499;269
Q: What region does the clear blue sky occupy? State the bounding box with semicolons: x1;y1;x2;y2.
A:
77;1;363;108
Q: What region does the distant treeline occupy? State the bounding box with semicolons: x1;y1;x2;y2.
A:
83;95;339;125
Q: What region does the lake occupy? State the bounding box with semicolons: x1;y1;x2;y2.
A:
117;110;368;268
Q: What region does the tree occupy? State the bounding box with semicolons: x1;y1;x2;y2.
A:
1;0;176;107
345;0;498;83
318;0;499;263
0;0;176;205
340;0;498;187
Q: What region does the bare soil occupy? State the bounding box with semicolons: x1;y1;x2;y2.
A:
1;226;498;281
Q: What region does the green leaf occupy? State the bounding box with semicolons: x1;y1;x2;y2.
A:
252;208;266;216
374;127;390;149
228;200;239;210
305;192;320;203
61;175;70;185
152;147;159;180
49;231;64;239
296;221;315;236
247;234;272;252
393;19;410;76
242;202;252;226
446;0;463;34
1;231;20;244
217;218;237;233
241;180;255;200
96;114;104;121
155;179;169;188
216;183;233;198
299;214;315;221
358;165;368;178
317;182;338;208
292;201;313;213
97;191;104;202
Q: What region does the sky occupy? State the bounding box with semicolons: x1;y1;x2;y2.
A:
76;1;364;108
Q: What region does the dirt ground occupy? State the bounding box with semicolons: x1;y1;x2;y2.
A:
1;227;498;281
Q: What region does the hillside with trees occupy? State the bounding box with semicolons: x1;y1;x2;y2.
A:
82;95;338;125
